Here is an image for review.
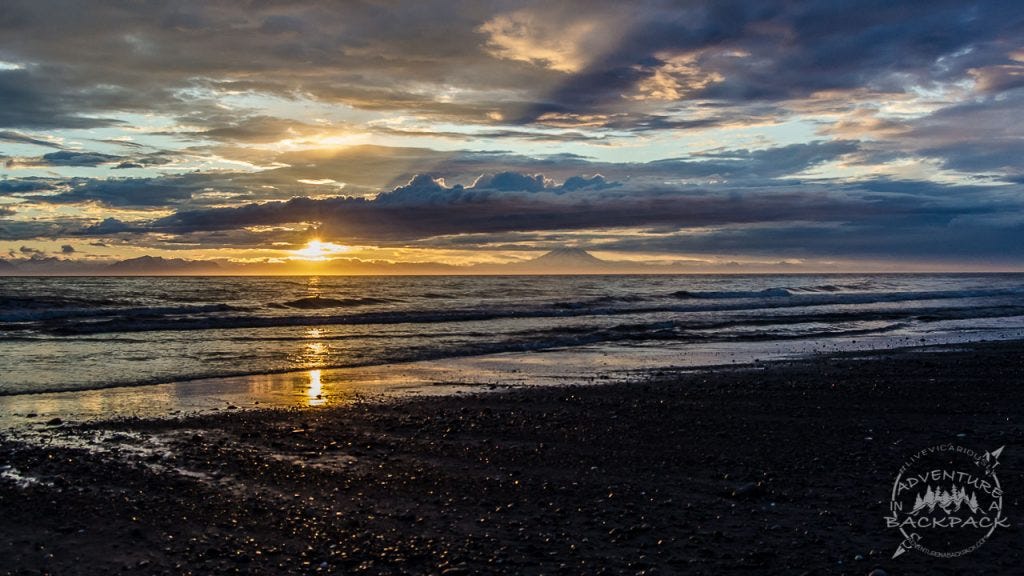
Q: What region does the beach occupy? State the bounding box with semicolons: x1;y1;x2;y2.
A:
5;0;1024;573
2;340;1021;575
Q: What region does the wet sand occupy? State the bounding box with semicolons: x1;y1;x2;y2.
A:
1;340;1022;575
6;328;1023;429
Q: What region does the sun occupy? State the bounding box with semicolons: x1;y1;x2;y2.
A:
292;239;349;261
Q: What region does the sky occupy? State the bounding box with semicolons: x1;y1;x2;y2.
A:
1;0;1023;273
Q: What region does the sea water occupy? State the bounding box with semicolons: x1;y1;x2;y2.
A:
2;274;1023;395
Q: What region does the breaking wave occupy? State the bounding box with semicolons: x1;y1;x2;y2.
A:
271;296;396;309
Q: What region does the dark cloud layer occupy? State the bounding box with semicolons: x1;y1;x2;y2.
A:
0;130;60;148
9;150;123;168
515;2;1024;123
1;133;1020;263
1;1;1021;130
5;140;853;210
131;171;1020;265
0;68;124;129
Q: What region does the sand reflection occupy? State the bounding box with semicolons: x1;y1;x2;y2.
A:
307;369;324;406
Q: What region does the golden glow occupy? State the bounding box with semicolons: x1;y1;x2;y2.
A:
306;341;328;357
292;239;350;261
304;326;329;360
305;325;327;406
307;369;324;406
477;10;621;73
257;132;373;152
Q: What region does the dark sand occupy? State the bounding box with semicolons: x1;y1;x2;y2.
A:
2;341;1022;575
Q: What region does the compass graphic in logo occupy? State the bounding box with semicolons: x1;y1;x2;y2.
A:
886;444;1008;559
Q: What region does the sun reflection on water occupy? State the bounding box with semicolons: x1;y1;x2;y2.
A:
304;326;329;362
307;369;324;406
306;341;328;357
307;276;321;294
302;325;330;405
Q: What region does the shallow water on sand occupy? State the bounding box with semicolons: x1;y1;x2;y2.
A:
3;322;1023;429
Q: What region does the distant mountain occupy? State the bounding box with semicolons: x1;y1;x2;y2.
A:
496;247;614;274
107;256;221;275
527;247;608;269
0;257;102;275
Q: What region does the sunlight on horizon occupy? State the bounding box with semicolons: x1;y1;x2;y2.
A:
291;240;350;261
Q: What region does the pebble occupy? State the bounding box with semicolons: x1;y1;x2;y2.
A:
731;482;761;499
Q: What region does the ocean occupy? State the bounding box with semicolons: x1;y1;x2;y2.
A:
2;274;1023;396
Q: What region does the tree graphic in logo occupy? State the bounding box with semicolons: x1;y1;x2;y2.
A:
909;485;980;516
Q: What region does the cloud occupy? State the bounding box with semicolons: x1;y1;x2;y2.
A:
0;68;123;129
0;219;77;240
143;170;1019;259
2;138;1016;264
0;130;61;148
3;139;851;211
0;1;550;129
24;177;196;208
0;0;1020;146
968;63;1024;94
478;9;623;73
2;165;1020;264
471;172;547;192
899;91;1024;180
511;2;1024;127
593;219;1024;261
375;171;611;205
80;218;141;235
0;178;56;193
560;174;613;191
6;150;123;168
650;140;860;180
185;115;321;144
0;2;1023;266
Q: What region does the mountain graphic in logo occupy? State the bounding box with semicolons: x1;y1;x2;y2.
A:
909;485;981;516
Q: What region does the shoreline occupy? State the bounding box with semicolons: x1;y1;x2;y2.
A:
2;340;1023;574
4;328;1024;430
